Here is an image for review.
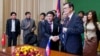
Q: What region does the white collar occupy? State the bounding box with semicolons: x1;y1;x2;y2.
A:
12;19;15;21
41;20;44;22
68;11;74;19
48;21;53;24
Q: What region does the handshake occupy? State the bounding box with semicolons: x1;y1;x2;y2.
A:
50;36;59;42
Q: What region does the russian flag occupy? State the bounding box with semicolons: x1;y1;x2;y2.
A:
56;0;61;18
45;40;51;56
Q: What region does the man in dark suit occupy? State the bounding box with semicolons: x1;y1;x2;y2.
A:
53;2;84;55
52;10;61;24
6;12;20;47
38;12;46;46
39;11;59;51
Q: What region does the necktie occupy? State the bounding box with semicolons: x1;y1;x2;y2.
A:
61;17;69;46
64;17;69;27
49;22;52;32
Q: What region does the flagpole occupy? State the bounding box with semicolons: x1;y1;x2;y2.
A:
45;39;51;56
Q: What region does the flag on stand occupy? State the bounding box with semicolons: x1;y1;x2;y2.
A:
45;40;51;56
1;33;6;47
56;0;61;18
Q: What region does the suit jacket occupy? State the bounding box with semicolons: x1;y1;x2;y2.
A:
21;18;36;38
6;19;20;37
53;16;61;24
39;20;59;49
60;13;84;55
38;20;45;41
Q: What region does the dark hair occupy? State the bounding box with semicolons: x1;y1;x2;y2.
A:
25;12;31;15
86;10;97;25
47;11;55;17
52;10;57;13
10;12;17;16
40;12;46;17
86;10;99;38
78;11;85;15
84;12;88;16
63;2;74;10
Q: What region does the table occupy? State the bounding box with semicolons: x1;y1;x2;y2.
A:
0;45;75;56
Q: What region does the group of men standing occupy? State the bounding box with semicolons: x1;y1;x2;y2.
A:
6;12;36;47
6;2;84;56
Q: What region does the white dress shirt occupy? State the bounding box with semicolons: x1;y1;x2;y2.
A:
11;19;15;32
49;21;54;39
68;11;74;21
50;22;53;32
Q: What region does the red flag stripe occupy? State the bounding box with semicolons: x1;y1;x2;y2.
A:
1;33;6;46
